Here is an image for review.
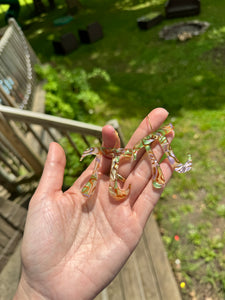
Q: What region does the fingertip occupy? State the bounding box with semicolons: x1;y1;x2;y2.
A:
149;107;169;118
47;142;66;166
147;108;169;125
102;125;120;148
102;124;115;137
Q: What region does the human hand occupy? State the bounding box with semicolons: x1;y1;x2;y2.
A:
14;108;174;300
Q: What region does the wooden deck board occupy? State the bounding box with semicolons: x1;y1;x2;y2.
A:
0;217;15;238
121;254;145;300
0;198;26;273
144;215;181;299
95;215;181;300
107;273;124;300
134;234;161;299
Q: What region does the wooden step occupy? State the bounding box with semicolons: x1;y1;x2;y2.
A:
0;198;27;273
95;215;181;300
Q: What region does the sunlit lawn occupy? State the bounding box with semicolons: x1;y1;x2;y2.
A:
0;0;33;14
1;0;225;298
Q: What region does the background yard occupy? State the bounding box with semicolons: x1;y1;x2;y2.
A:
1;0;225;299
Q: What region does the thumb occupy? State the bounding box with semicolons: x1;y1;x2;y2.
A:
34;142;66;198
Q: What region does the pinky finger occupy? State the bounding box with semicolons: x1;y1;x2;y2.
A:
133;159;174;229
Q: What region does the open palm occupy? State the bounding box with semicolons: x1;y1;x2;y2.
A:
15;108;174;300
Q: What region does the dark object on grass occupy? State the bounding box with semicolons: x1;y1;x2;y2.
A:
53;33;79;55
78;22;103;44
137;12;164;30
165;0;200;19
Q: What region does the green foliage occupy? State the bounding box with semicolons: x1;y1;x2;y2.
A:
187;224;202;246
35;64;110;185
36;65;110;186
216;205;225;218
35;64;110;121
60;134;94;186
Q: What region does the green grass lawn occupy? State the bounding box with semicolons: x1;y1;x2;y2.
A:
1;0;225;298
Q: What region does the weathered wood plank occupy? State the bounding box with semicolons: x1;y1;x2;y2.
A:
0;131;32;172
95;272;124;300
134;234;161;299
0;254;8;272
26;123;49;154
0;106;103;138
0;241;21;300
0;231;22;272
0;150;19;176
0;198;15;219
144;215;182;300
120;253;144;300
106;273;124;300
0;198;27;231
7;205;27;232
0;199;26;273
0;115;43;175
0;186;10;201
0;217;15;238
0;232;9;248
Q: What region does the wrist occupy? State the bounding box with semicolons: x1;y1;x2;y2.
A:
14;274;48;300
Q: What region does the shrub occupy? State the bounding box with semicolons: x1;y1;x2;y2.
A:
35;64;110;121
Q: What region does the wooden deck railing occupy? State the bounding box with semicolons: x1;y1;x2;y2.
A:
0;105;125;199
